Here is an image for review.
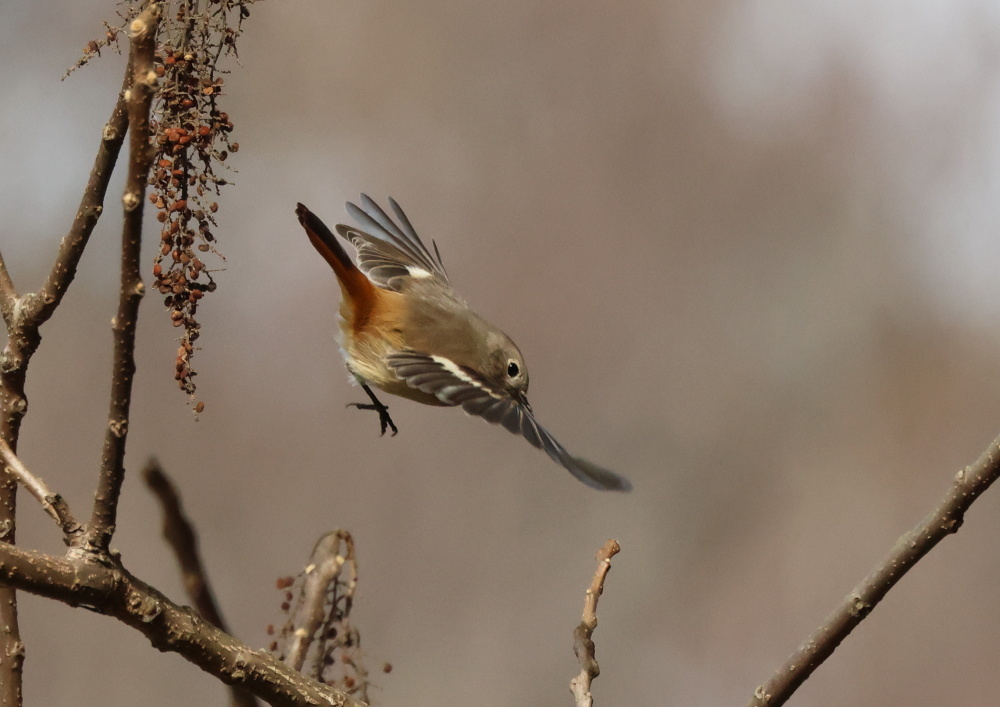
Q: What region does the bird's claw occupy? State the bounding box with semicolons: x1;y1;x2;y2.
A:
347;401;398;436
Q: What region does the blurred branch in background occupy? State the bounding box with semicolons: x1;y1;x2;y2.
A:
143;459;260;707
274;530;380;704
570;539;621;707
749;430;1000;707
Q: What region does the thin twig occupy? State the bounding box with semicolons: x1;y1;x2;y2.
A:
33;71;132;329
570;539;620;707
0;541;364;707
84;5;160;553
748;431;1000;707
0;65;129;334
0;250;16;327
142;459;259;707
0;439;81;539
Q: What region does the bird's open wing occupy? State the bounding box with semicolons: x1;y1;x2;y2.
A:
335;194;449;292
386;352;631;492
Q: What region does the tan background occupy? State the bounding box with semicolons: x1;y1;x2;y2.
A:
3;1;1000;705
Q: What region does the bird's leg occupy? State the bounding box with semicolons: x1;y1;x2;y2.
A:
348;383;398;436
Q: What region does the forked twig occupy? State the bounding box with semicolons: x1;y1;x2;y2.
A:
0;15;135;703
0;440;80;539
282;530;357;673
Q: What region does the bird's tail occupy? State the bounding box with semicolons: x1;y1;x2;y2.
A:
296;203;377;325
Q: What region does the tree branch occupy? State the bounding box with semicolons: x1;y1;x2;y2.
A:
31;71;132;329
748;431;1000;707
142;460;260;707
570;539;620;707
0;56;129;335
0;439;81;539
84;5;159;553
0;541;364;707
0;25;134;707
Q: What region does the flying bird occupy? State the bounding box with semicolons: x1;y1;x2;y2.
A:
296;195;631;492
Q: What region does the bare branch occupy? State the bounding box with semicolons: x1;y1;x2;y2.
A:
0;439;81;539
0;40;133;707
142;459;259;707
748;432;1000;707
1;49;130;335
30;72;132;329
570;539;620;707
84;5;160;553
0;542;364;707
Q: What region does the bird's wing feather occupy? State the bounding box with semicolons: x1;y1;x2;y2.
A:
386;351;631;491
336;194;449;292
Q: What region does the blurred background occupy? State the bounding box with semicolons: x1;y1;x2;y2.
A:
3;1;1000;705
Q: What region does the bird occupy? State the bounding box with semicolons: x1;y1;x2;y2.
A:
295;195;631;492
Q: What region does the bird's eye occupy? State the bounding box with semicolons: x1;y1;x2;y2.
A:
507;361;520;378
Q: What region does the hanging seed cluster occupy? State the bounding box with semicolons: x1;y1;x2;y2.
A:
146;0;252;403
73;1;254;408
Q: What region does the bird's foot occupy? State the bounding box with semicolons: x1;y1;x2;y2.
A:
349;384;398;436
